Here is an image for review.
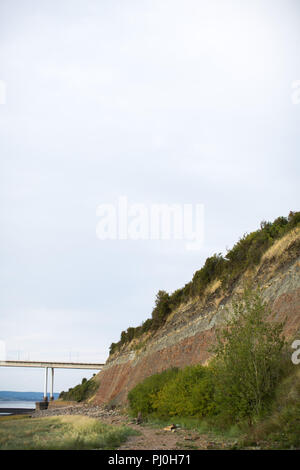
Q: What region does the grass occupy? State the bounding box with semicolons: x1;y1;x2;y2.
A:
261;226;300;263
176;441;199;450
0;415;139;450
0;414;31;422
142;415;241;441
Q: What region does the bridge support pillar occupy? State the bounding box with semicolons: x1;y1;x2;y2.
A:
50;368;54;400
43;367;48;401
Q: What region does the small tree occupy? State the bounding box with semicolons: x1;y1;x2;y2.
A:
211;288;286;425
151;290;171;329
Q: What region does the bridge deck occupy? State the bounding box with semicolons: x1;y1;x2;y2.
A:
0;360;104;369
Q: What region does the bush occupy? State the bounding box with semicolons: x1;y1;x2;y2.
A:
128;365;217;420
151;290;171;330
152;365;216;418
128;368;178;416
59;376;98;402
211;288;286;425
191;254;225;296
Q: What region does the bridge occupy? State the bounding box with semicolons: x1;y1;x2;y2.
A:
0;360;104;401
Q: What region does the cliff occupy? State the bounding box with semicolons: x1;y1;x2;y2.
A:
93;226;300;406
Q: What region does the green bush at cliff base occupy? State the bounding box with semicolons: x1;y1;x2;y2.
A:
128;365;216;419
128;368;179;416
128;364;218;420
128;289;288;430
152;365;217;418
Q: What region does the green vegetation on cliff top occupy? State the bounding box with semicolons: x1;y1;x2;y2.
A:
109;211;300;355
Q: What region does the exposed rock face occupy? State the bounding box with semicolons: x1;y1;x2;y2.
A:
93;231;300;406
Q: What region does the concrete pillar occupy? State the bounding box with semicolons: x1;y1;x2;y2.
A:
50;368;54;400
43;367;48;401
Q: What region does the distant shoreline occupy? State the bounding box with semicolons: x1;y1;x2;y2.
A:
0;391;59;401
0;400;37;416
0;408;34;416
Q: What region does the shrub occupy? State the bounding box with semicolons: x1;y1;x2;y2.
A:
141;318;153;333
152;365;216;418
59;375;98;402
151;290;171;330
128;368;178;416
128;365;217;420
191;254;225;296
211;288;286;424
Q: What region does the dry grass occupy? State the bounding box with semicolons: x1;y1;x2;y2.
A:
261;226;300;263
165;296;199;324
204;279;221;297
0;415;139;450
0;414;31;422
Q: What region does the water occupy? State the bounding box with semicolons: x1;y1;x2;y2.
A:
0;401;35;415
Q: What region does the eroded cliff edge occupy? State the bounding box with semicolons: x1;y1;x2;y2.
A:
93;228;300;406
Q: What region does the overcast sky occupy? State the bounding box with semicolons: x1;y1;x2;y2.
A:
0;0;299;392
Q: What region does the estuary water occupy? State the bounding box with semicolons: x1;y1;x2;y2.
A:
0;401;36;415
